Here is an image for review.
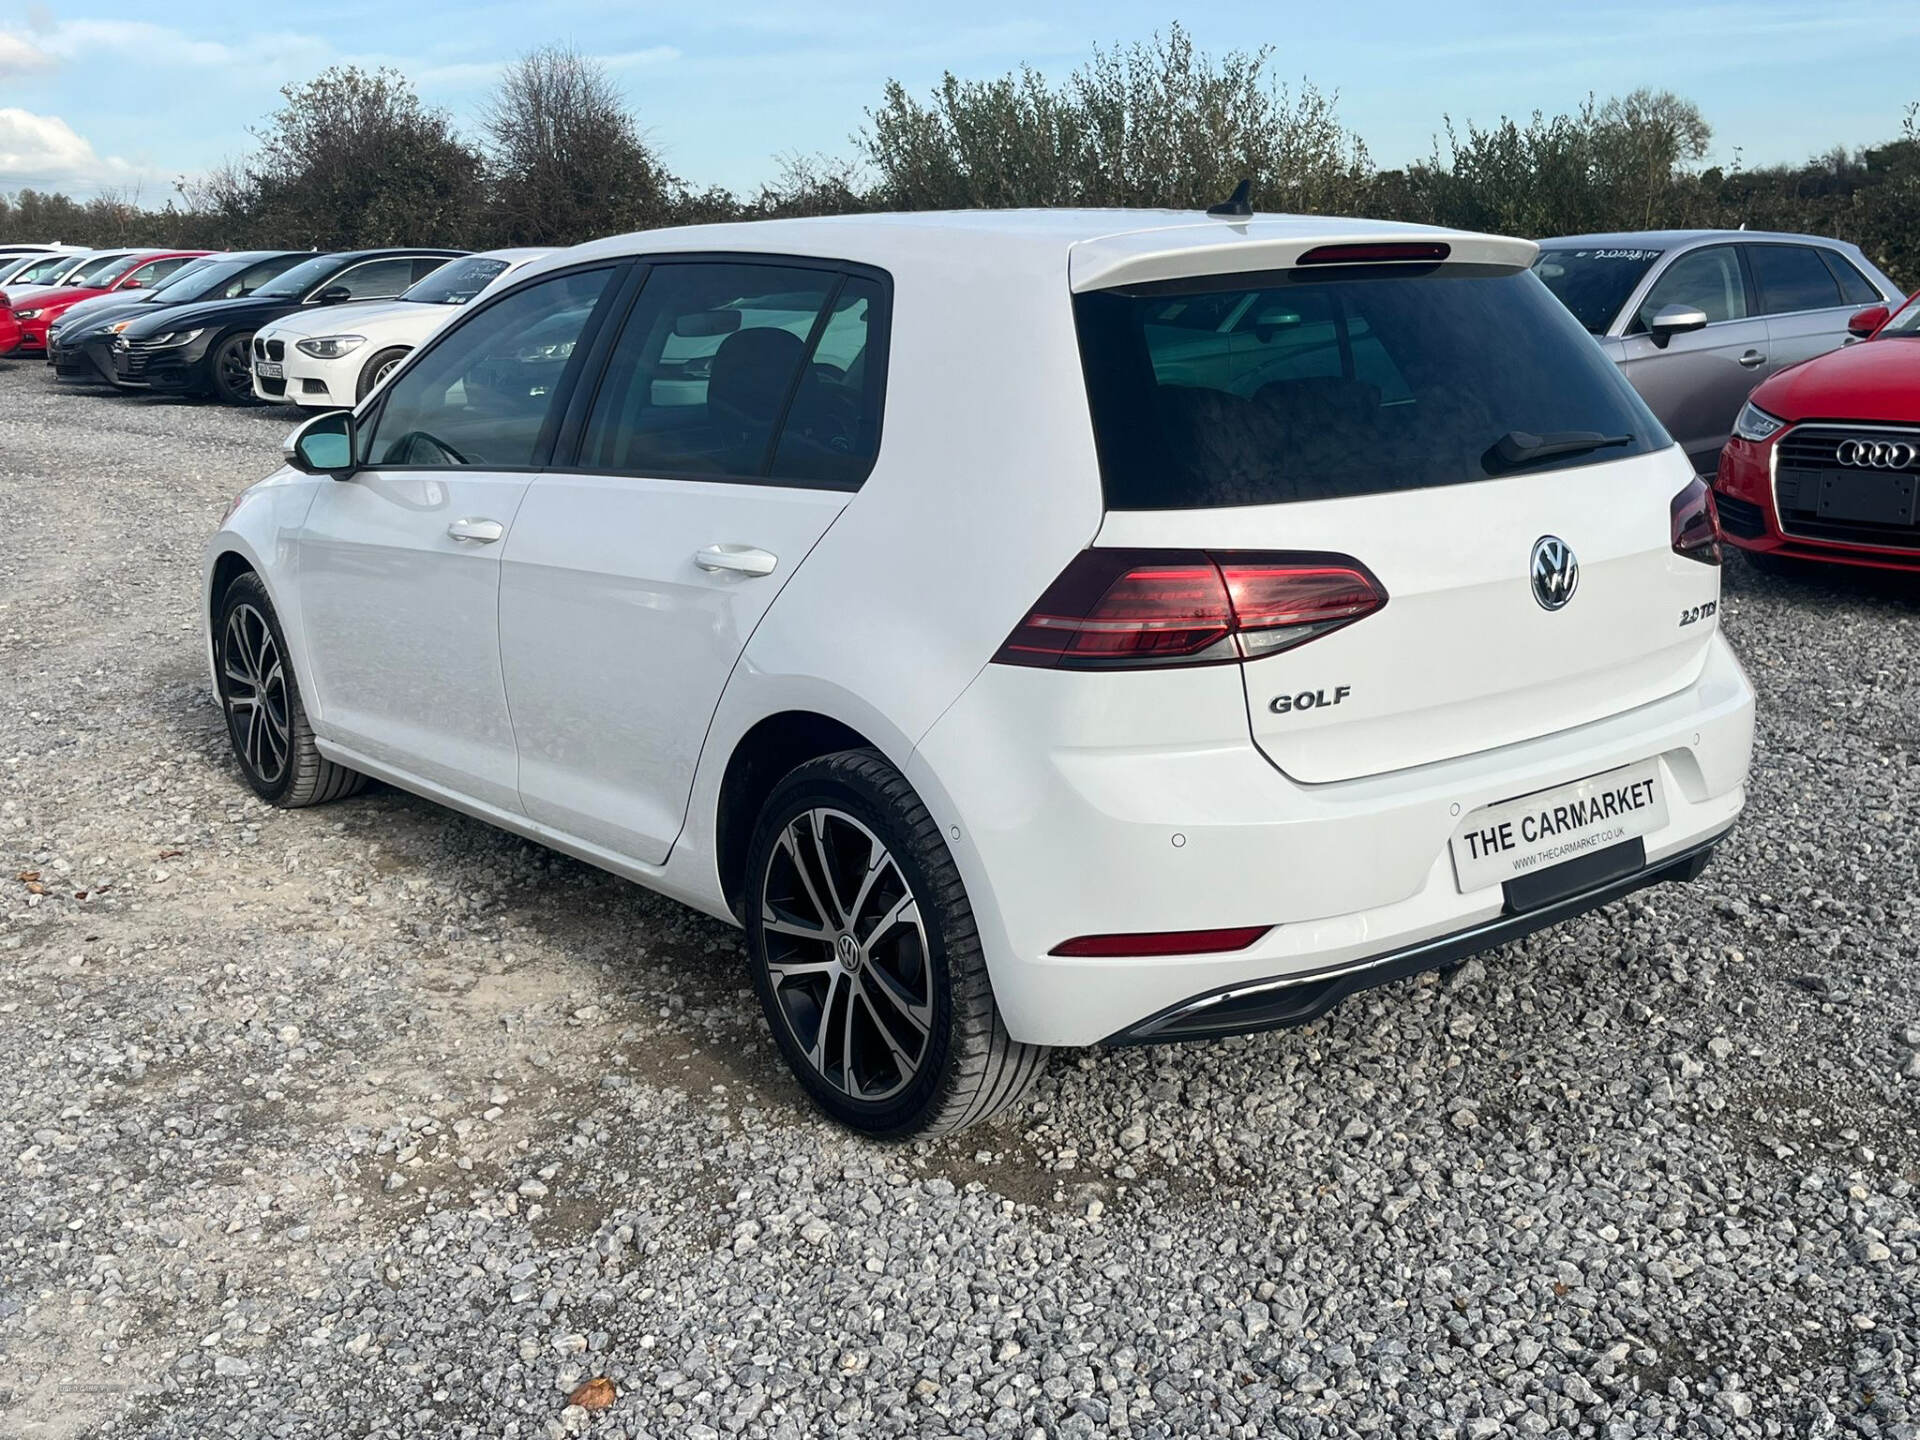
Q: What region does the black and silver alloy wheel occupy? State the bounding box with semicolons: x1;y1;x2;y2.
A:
744;748;1048;1137
220;602;290;788
211;572;365;808
760;807;934;1103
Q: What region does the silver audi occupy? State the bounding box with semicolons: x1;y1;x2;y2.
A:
1531;229;1904;475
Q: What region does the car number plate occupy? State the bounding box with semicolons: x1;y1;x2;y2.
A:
255;361;283;379
1817;469;1917;526
1449;761;1667;893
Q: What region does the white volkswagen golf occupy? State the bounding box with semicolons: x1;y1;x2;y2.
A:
203;210;1756;1136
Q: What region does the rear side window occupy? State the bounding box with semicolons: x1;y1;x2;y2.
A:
1817;249;1881;305
576;261;888;487
1075;265;1666;510
1747;245;1841;314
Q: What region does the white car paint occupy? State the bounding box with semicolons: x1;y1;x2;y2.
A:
206;209;1754;1060
251;248;552;407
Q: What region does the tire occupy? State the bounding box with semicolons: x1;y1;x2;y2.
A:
744;748;1048;1138
209;333;256;405
213;573;366;808
356;346;410;402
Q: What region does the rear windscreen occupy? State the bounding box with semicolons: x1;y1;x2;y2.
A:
1074;265;1667;510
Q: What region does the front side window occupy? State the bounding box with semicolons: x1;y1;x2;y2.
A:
576;262;854;481
1634;246;1747;330
1746;244;1841;315
364;268;614;469
324;258;419;301
1075;264;1666;510
1530;247;1663;334
122;256;196;289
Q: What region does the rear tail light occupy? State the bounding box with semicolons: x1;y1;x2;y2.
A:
1050;925;1271;958
993;550;1387;670
1671;478;1722;566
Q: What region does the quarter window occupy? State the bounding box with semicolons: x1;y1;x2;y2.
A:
1817;249;1882;306
576;262;870;483
1746;244;1841;315
364;268;614;469
1635;246;1746;330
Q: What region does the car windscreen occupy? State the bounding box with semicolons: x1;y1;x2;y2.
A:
253;255;339;299
1877;294;1920;337
147;257;217;295
402;256;509;305
1529;248;1663;334
1074;264;1668;510
63;254;129;285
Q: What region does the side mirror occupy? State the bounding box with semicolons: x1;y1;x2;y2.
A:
315;285;353;305
120;279;143;290
284;411;356;478
1647;304;1709;348
1847;304;1890;339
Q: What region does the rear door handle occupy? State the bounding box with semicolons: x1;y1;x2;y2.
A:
1737;350;1767;368
447;517;505;544
695;544;778;577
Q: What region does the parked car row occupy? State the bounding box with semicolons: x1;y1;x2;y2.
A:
1;245;483;401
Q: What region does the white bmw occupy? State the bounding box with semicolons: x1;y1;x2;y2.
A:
204;210;1755;1136
251;248;552;407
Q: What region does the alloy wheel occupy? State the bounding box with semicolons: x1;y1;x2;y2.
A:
220;603;291;786
759;807;934;1103
219;342;252;399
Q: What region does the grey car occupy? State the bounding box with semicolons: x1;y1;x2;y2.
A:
1531;230;1904;474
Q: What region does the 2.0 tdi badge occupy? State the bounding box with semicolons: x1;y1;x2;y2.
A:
1530;535;1579;611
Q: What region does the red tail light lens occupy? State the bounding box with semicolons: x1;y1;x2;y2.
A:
1671;478;1722;566
1050;925;1272;958
994;550;1387;670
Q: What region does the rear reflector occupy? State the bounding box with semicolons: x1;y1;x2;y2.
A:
993;549;1387;670
1296;242;1451;266
1050;926;1272;958
1671;477;1723;566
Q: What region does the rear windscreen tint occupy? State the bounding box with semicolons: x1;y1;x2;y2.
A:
1074;265;1668;510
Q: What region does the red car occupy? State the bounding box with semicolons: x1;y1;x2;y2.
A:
1715;292;1920;573
3;250;209;355
0;299;20;357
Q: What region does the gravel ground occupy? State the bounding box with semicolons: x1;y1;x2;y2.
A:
1;359;1916;1440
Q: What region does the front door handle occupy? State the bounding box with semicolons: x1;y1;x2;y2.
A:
1737;349;1767;368
447;517;505;544
695;544;778;577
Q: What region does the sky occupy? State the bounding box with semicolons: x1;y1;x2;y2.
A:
1;0;1917;203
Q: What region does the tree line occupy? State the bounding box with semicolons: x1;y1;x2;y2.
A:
4;28;1916;287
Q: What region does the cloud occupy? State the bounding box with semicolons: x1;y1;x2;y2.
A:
30;18;330;71
0;107;150;191
0;30;53;75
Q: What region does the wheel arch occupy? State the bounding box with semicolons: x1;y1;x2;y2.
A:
713;710;877;920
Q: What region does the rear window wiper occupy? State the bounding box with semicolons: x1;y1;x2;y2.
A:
1484;429;1634;472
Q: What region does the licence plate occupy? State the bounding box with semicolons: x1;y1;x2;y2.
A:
1817;469;1917;527
255;361;283;379
1449;761;1667;893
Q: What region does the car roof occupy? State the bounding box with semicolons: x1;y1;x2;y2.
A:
1538;229;1860;250
554;209;1538;293
316;248;469;262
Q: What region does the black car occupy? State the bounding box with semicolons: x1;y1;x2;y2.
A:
50;252;314;382
109;249;465;403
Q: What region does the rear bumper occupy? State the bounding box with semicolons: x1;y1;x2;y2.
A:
1108;827;1726;1043
909;632;1755;1047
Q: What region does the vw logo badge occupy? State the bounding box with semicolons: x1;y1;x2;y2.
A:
1530;536;1579;612
1836;438;1917;469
